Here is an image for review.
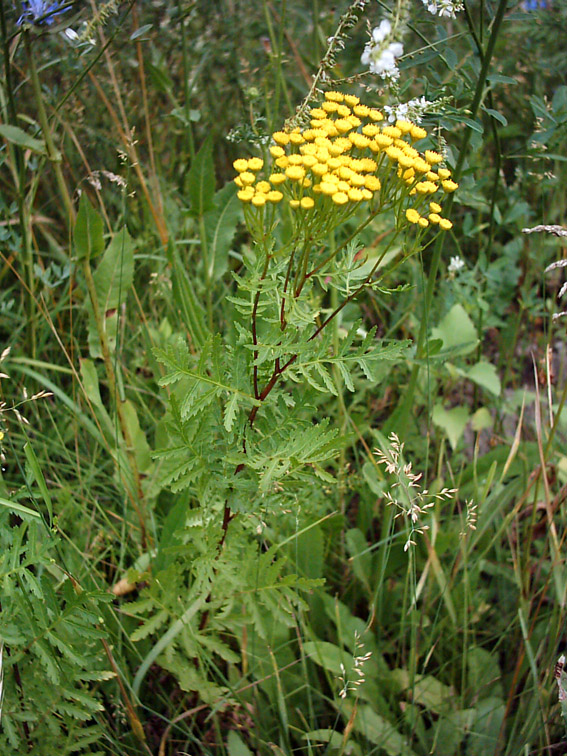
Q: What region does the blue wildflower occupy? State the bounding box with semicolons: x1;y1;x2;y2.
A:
17;1;71;26
523;0;548;9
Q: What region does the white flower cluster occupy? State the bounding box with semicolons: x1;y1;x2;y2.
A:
421;0;464;17
360;19;403;80
383;96;432;124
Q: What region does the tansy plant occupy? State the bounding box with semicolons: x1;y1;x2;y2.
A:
128;90;459;702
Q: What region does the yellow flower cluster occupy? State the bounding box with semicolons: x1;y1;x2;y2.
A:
233;91;457;231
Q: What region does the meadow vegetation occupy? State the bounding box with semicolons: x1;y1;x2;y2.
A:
1;1;567;754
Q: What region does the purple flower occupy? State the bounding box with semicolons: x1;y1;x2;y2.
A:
17;1;71;26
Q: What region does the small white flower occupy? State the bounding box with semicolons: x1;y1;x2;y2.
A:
421;0;464;17
448;256;465;273
384;96;432;124
361;18;404;81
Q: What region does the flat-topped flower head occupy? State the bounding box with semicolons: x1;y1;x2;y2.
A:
232;92;456;233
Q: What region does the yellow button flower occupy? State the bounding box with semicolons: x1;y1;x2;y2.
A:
270;146;285;158
364;176;381;191
396;120;413;134
240;171;256;185
332;191;349;205
334;119;352;134
324;91;344;102
368;109;384;121
237;188;254;202
233;158;249;172
269;173;286;185
430;202;442;213
418;217;429;228
437;168;451;180
442;180;458;192
410;125;427;140
425;150;443;165
343;95;359;106
320;182;338;195
251;193;266;207
267;190;283;203
382;126;402;139
272;131;290;145
406;208;421;224
248;157;264;171
285;165;306;181
256;181;271;193
300;197;315;209
428;213;441;224
439;218;453;230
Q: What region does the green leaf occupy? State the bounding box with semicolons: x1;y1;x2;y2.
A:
471;407;493;432
227;731;253;756
0;495;40;519
188;136;215;217
303;640;347;675
466;361;501;396
350;704;417;756
204;182;242;281
74;194;104;261
24;442;53;526
87;227;135;358
432;404;470;450
0;123;49;157
170;248;209;349
432;304;478;357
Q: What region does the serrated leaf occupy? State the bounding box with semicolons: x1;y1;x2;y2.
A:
74;194;104;261
188;136;215;217
223;392;240;432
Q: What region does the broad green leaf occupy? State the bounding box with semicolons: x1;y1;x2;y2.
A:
432;404;470;450
465;697;505;756
74;194;104;261
303;641;347;675
351;704;417;756
79;358;114;434
123;400;152;472
227;731;253;756
432;304;478;356
204;182;242;281
188;136;215;217
86;227;134;358
471;407;493;432
466;361;501;396
346;528;372;593
0;123;50;157
412;675;456;715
